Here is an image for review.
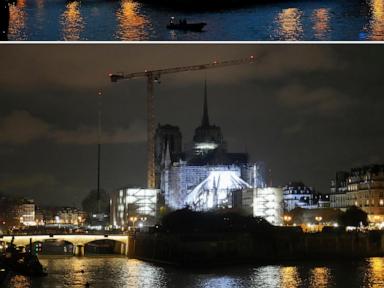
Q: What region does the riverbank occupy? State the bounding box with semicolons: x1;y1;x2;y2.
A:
129;228;384;267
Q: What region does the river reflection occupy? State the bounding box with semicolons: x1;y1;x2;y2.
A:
115;0;149;40
366;0;384;40
61;1;84;41
365;257;384;287
8;0;27;40
3;0;384;40
4;257;384;287
309;267;331;288
275;8;303;40
312;8;330;40
280;266;301;287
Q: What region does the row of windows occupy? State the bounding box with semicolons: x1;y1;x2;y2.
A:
331;197;384;208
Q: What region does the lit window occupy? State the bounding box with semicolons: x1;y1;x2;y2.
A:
380;199;384;206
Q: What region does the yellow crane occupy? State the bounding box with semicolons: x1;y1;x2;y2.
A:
109;55;257;189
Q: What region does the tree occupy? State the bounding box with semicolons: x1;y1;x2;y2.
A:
81;189;109;215
0;192;21;231
339;206;368;227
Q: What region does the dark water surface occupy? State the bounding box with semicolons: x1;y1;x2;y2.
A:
6;256;384;287
4;0;384;41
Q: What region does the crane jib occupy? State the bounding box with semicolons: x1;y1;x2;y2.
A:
109;56;256;189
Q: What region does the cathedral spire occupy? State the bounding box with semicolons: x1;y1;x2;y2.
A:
164;142;171;168
201;79;210;127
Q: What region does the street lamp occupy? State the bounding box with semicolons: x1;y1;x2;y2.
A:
315;216;323;232
138;217;148;228
130;216;138;229
283;215;292;226
315;216;322;223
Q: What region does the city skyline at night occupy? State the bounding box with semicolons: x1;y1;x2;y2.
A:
0;44;383;206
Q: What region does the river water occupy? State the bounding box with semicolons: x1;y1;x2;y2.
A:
4;0;384;41
5;256;384;287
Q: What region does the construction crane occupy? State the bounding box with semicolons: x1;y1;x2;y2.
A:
109;55;257;189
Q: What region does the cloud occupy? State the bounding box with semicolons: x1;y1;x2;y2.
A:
0;110;147;145
283;122;304;135
0;173;58;191
254;46;343;79
0;110;50;144
51;120;147;145
276;85;349;116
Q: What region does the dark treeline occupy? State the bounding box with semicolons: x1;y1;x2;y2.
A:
160;208;273;233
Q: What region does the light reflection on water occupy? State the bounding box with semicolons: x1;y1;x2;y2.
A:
275;8;303;40
366;257;384;288
312;8;330;40
4;257;384;288
309;267;331;288
61;1;84;41
3;0;384;40
115;0;149;41
8;0;27;40
281;266;301;287
367;0;384;40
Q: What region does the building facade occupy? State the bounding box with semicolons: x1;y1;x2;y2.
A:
17;199;36;226
110;188;160;229
42;206;87;227
283;182;330;211
330;164;384;224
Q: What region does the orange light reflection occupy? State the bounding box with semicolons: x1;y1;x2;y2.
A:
368;0;384;40
8;0;27;40
312;8;329;40
115;0;149;41
281;266;301;288
276;8;303;40
61;1;84;41
309;267;330;288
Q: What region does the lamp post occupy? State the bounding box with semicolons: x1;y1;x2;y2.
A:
138;217;148;228
283;215;292;226
315;216;322;223
315;216;322;232
130;216;138;229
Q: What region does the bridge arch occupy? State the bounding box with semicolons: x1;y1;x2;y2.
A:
26;239;75;255
84;239;127;255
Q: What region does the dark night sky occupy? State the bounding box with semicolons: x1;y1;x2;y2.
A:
0;44;383;207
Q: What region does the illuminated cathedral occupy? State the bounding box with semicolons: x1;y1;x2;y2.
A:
155;82;267;211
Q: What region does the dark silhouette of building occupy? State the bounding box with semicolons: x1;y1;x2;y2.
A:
186;81;248;166
154;124;182;188
192;81;224;154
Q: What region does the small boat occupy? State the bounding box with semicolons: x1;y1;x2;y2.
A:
167;18;206;32
0;238;47;277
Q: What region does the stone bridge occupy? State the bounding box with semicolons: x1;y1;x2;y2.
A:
0;234;129;256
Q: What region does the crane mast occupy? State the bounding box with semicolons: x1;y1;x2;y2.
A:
109;55;256;189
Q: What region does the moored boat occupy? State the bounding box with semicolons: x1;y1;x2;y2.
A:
167;18;206;32
0;237;47;277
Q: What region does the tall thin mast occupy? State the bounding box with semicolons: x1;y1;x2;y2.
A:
97;90;102;214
